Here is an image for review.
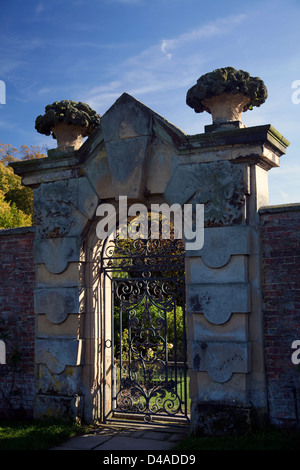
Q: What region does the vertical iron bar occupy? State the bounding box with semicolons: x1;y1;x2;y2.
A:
128;300;131;381
165;306;168;387
102;271;106;421
182;276;188;418
119;281;122;407
173;293;178;406
111;277;115;415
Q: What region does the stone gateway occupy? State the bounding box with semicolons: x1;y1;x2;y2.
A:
1;67;296;435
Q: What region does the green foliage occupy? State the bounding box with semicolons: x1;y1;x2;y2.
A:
114;298;185;362
0;191;31;228
186;66;268;113
35;100;101;138
4;186;33;216
0;142;46;229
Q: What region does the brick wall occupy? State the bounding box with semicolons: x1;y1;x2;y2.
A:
0;207;299;427
0;226;35;419
260;204;300;428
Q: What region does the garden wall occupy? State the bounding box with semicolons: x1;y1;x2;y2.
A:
260;204;300;428
0;226;35;419
0;204;299;429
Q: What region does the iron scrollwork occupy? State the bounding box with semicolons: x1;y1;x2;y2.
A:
100;219;189;423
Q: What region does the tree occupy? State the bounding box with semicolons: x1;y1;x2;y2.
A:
0;142;46;229
0;190;31;228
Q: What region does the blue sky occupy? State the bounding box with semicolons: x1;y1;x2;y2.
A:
0;0;299;205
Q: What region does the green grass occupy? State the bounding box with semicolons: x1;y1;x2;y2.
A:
0;419;87;450
174;427;300;451
1;419;300;451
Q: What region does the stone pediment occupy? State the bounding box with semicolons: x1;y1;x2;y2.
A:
11;92;289;197
11;93;187;203
11;92;289;231
83;92;187;201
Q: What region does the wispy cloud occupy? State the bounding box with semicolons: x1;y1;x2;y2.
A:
0;119;21;131
83;13;248;113
35;2;47;15
83;81;124;111
160;14;247;60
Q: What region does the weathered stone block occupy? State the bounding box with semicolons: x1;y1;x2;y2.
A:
34;394;82;422
145;136;175;194
35;287;79;324
101;92;152;141
191;340;250;383
36;338;82;374
186;225;251;267
187;283;251;324
36;262;81;288
164;160;249;227
191;402;253;436
38;364;81;395
186;255;247;284
192;313;248;342
34;179;91;239
99;93;154;200
85;146;114;199
105;136;150;199
38;314;78;336
33;237;81;273
68;177;99;220
193;370;248;403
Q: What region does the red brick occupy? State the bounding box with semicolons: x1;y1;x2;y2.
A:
260;207;300;429
0;228;35;419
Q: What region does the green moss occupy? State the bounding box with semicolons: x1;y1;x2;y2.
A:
35;100;101;138
186;66;268;113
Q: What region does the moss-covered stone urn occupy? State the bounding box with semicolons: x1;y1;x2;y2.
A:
35;100;101;152
186;67;268;127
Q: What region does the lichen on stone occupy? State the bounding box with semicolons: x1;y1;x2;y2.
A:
186;66;268;113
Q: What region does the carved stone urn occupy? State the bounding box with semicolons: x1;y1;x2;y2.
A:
35;100;101;154
51;122;87;152
186;67;268;129
201;93;251;125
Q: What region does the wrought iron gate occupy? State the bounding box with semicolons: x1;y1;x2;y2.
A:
99;223;190;425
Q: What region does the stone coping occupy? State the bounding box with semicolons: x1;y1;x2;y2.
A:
0;225;35;237
10;91;289;180
259;203;300;214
